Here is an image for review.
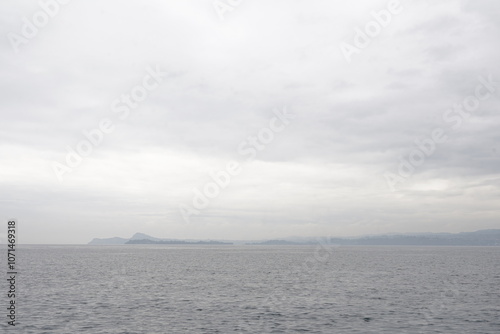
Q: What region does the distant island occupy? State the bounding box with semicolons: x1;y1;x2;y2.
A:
249;229;500;246
88;233;234;245
126;239;232;245
88;230;500;246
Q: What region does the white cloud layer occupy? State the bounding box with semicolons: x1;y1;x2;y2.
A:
1;0;499;243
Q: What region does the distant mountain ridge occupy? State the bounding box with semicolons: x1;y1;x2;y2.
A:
88;229;500;246
88;233;153;245
88;233;234;245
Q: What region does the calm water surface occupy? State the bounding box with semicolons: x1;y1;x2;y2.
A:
4;245;500;333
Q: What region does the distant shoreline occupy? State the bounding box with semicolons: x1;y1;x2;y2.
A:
88;230;500;246
125;239;232;245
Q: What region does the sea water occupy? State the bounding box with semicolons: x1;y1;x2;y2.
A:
5;245;499;333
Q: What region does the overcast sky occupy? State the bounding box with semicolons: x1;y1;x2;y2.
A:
1;0;499;244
